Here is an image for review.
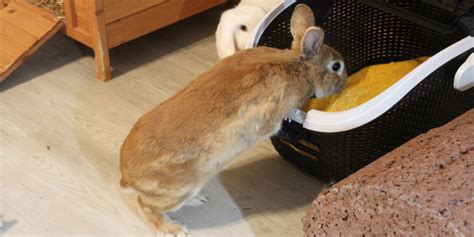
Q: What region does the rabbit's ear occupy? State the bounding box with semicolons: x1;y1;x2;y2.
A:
301;26;324;59
290;4;315;50
216;11;238;59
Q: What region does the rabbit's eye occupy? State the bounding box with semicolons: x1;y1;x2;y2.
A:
332;62;341;72
240;25;247;32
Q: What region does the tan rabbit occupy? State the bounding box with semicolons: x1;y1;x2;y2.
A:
119;4;347;236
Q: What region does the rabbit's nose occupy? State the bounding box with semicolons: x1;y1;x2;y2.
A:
335;81;346;93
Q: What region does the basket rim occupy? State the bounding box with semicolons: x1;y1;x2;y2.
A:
247;0;474;133
245;0;294;49
304;37;472;132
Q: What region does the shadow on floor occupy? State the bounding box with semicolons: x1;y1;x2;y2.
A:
0;34;85;92
108;4;232;79
0;218;18;235
171;155;325;230
1;3;232;91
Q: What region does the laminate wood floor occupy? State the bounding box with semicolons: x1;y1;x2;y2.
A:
0;6;325;237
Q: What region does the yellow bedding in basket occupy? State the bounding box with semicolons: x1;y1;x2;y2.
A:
303;57;429;112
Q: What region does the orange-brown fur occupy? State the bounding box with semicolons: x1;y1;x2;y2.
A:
119;4;347;236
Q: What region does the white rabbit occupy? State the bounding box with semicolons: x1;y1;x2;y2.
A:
216;0;282;59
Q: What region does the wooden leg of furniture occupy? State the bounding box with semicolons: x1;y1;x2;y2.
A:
92;41;111;82
88;0;111;81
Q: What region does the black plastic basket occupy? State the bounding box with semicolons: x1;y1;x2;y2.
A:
252;0;474;182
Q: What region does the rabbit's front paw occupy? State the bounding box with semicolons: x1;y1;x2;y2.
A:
185;193;209;207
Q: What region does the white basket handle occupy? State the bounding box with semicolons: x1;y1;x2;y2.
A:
454;53;474;91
